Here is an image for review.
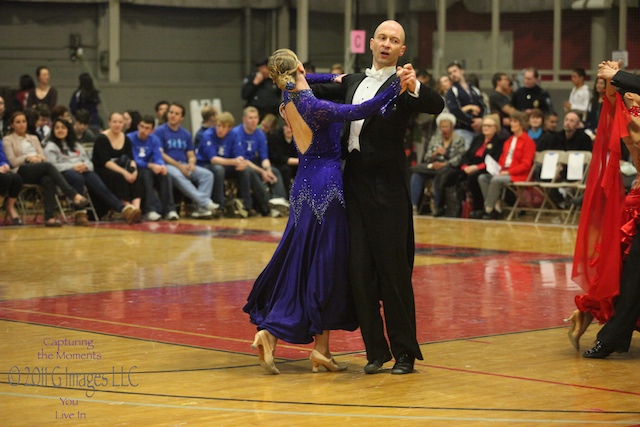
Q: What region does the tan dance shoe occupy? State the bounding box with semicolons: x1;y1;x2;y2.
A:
309;350;347;373
251;330;279;374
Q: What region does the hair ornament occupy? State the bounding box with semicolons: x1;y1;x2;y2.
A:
285;81;295;90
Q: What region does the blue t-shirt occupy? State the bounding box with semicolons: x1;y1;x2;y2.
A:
153;123;193;164
196;127;238;166
230;125;269;164
128;131;165;169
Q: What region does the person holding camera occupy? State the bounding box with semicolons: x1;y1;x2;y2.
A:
241;58;282;121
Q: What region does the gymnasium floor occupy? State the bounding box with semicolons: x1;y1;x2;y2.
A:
1;215;639;426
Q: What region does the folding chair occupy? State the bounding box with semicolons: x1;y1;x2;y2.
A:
538;150;592;224
505;151;563;221
15;184;66;223
528;150;567;222
55;187;100;224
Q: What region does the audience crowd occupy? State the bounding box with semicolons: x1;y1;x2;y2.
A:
0;61;617;226
409;62;614;220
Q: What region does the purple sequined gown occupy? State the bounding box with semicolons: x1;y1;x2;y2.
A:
243;74;400;344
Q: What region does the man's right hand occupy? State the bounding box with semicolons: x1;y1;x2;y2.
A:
598;60;622;81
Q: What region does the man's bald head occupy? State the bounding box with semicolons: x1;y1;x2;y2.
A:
374;20;405;44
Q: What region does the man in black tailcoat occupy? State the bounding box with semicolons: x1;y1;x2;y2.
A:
313;20;444;374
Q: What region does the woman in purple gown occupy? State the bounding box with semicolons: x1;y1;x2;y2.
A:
243;48;403;374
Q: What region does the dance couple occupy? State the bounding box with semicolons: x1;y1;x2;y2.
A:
243;20;444;374
568;60;640;358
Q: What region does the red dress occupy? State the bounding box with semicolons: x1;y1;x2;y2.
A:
572;93;640;330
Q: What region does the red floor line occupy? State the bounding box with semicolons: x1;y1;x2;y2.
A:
419;363;640;397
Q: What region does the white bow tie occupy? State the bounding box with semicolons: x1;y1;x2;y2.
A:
365;68;385;81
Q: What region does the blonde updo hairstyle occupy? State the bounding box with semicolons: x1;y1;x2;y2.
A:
268;48;299;91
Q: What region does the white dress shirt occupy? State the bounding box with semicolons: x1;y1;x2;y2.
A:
347;65;421;152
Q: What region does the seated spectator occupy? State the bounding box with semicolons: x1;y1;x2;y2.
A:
447;114;505;219
154;100;169;127
128;115;178;221
417;69;435;89
489;72;516;129
193;105;218;149
69;73;102;135
478;111;536;219
24;107;39;138
544;111;559;133
537;111;592;152
259;113;278;136
34;104;51;142
154;102;219;218
230;106;288;217
512;67;553;114
73;109;97;143
330;63;344;74
2;111;88;227
562;67;590;120
0;142;24;225
92;112;143;223
44;118;139;225
536;111;593;208
51;105;71;124
527;108;545;146
467;73;491;113
445;61;486;148
196;112;250;215
26;66;57;110
267;122;298;197
437;75;452;98
585;77;606;138
123;109;141;134
410;112;466;216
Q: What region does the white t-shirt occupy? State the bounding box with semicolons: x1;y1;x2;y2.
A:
568;85;591;113
20;137;38;158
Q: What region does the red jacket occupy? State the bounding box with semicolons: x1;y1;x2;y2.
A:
498;132;536;182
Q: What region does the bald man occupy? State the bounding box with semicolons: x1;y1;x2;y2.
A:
313;20;444;374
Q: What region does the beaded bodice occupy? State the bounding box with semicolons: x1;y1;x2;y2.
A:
284;75;400;225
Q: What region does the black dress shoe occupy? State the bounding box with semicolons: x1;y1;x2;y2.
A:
583;340;615;359
391;354;415;375
364;353;392;374
489;210;503;220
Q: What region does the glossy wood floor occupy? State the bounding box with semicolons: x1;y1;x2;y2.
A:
1;213;639;426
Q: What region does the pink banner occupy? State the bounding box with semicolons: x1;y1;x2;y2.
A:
350;30;366;54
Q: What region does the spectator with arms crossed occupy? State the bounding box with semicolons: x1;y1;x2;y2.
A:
445;61;487;148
